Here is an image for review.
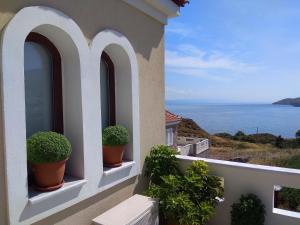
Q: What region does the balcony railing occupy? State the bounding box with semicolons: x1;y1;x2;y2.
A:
177;137;210;156
177;155;300;225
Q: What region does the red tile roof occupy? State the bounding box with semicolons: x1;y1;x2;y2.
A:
166;110;182;124
172;0;189;7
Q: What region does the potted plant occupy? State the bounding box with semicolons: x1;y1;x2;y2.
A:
145;145;223;225
231;194;265;225
27;131;72;191
102;125;130;167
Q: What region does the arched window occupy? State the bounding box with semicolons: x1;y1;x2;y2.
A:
24;33;63;137
100;52;116;128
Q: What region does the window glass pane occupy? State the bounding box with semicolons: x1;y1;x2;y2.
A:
100;59;110;128
166;128;174;146
24;42;53;138
170;129;174;146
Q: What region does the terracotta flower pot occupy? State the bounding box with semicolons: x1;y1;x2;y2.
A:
103;145;125;167
31;159;67;191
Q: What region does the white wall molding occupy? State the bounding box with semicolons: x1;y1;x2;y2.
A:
123;0;179;24
90;29;141;189
1;6;141;225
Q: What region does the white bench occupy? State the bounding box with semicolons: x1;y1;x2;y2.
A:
92;194;158;225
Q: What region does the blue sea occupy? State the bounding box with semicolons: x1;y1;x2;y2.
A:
166;101;300;138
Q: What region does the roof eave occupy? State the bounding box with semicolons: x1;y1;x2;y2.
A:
146;0;180;18
123;0;180;25
166;120;182;126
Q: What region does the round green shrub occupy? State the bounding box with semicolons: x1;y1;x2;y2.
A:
102;125;130;146
231;194;265;225
27;131;72;164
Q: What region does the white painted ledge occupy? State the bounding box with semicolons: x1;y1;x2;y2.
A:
28;177;87;205
177;155;300;175
93;194;158;225
273;208;300;219
103;161;136;176
99;160;139;190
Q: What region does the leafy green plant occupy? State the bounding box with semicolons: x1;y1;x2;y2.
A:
27;131;72;164
184;161;224;207
279;187;300;210
102;125;130;146
231;194;265;225
145;146;223;225
145;145;180;185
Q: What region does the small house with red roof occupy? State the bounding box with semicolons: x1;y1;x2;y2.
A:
165;110;182;147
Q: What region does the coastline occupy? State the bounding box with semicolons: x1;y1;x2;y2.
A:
166;102;300;138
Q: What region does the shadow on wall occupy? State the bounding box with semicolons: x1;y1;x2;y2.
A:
0;0;164;60
32;177;137;225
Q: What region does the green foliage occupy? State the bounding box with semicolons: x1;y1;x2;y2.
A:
286;155;300;169
282;138;300;149
229;132;300;149
231;194;265;225
102;125;130;146
275;135;284;148
145;156;223;225
296;130;300;139
184;161;224;208
144;145;180;185
280;187;300;210
235;131;246;137
223;132;277;145
215;132;233;139
27;131;72;164
243;133;277;144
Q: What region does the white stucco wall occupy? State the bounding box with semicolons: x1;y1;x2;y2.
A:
178;155;300;225
0;6;140;225
0;1;166;224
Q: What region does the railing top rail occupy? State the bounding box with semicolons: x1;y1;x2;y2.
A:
177;155;300;176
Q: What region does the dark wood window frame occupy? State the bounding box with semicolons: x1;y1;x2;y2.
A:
25;32;64;134
101;52;116;126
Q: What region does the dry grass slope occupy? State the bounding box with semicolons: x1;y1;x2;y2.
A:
177;118;300;168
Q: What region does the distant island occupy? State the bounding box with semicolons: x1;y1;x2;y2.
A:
273;97;300;107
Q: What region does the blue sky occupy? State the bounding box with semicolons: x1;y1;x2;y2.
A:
165;0;300;103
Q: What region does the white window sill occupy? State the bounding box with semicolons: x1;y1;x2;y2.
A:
273;208;300;219
99;160;139;189
103;161;136;176
28;176;87;205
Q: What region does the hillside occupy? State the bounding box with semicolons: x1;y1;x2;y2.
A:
177;118;210;138
177;117;300;169
177;118;261;148
273;97;300;107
